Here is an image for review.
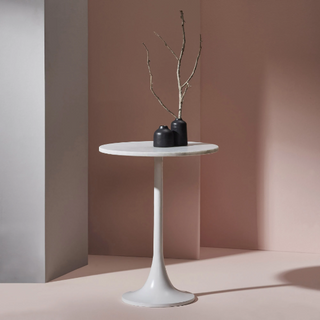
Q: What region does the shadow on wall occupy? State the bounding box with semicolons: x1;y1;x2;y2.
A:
200;0;320;253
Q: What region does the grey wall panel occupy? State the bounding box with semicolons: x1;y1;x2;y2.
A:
0;0;88;283
44;0;88;281
0;0;46;283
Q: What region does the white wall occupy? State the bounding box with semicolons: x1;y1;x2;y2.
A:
0;0;88;282
0;0;46;282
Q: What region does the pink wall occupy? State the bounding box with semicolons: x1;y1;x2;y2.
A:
89;0;201;259
257;1;320;253
201;0;320;253
200;0;260;249
89;0;320;257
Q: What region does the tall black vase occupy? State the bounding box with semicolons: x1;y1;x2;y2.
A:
153;125;175;147
171;118;187;146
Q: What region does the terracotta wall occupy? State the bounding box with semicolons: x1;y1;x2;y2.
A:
200;0;320;253
88;0;201;258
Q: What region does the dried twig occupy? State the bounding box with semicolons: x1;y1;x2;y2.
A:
143;11;202;120
181;35;202;89
154;32;178;60
177;10;186;119
143;43;177;119
181;83;190;105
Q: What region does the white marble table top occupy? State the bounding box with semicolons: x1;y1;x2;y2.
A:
99;141;219;157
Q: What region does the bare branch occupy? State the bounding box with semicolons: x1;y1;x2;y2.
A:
177;10;186;119
178;84;190;119
143;43;177;119
182;34;202;88
181;83;190;102
154;32;178;60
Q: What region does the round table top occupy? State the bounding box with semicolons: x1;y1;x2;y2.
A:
99;141;219;157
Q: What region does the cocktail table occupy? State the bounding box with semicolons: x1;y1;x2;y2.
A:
99;141;219;307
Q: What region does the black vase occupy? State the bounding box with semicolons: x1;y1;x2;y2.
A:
153;125;174;147
171;118;188;146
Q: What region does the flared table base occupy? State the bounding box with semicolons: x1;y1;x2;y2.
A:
122;288;195;308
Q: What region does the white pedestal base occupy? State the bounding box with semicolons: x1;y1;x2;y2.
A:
122;254;195;307
122;288;195;308
122;157;195;308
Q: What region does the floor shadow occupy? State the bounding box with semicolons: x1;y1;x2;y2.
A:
199;247;252;260
195;284;290;297
52;247;251;282
194;266;320;299
52;255;153;281
278;266;320;291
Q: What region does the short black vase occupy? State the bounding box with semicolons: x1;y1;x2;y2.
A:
153;125;174;147
171;118;188;146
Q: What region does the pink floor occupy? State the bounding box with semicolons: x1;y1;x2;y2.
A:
1;247;320;319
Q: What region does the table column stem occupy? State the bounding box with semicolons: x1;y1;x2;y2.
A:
154;157;163;258
148;157;172;288
121;156;195;307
